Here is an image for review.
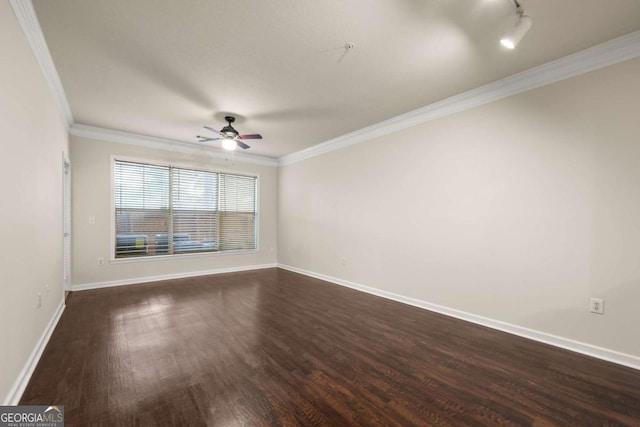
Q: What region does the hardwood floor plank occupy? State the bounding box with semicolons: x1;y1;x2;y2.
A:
19;268;640;426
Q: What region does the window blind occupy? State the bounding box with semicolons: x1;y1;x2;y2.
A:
114;160;257;258
219;173;257;250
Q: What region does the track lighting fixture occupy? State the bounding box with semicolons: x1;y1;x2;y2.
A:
500;0;532;49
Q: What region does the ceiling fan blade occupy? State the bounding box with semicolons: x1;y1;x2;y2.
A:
203;126;224;136
239;134;262;140
236;140;251;149
197;135;221;142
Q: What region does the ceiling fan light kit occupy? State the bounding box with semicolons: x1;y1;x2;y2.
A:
198;115;262;151
221;138;237;151
501;0;532;49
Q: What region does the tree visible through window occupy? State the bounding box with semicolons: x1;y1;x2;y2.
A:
114;160;257;258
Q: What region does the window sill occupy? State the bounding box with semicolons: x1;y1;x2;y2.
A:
110;249;259;264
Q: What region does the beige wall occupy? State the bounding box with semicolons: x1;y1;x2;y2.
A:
0;2;70;402
70;136;278;286
279;57;640;358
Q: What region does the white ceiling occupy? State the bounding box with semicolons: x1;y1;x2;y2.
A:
32;0;640;159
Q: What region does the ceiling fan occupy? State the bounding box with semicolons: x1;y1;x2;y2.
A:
197;116;262;151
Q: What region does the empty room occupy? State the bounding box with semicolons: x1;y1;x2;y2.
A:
2;0;640;425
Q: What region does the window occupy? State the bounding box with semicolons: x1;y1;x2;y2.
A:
114;160;257;258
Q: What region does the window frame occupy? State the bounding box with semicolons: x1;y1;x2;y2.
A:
109;155;260;263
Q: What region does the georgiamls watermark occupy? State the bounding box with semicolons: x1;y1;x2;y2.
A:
0;406;64;427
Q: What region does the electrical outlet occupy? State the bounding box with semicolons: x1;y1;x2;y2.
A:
97;257;104;266
589;297;604;315
340;256;347;266
88;216;96;224
37;293;42;309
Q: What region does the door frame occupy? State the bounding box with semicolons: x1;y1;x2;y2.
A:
63;153;72;291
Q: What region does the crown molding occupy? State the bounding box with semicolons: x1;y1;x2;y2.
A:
279;30;640;166
12;0;640;165
10;0;73;129
70;124;278;167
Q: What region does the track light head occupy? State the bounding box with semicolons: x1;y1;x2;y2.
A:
501;14;532;49
500;1;532;50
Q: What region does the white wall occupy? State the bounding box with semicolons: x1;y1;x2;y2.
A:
0;2;69;403
70;135;278;287
279;57;640;359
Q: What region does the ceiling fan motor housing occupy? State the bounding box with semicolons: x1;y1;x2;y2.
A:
222;116;239;137
221;126;238;136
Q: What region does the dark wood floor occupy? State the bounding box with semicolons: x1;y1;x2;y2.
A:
21;268;640;426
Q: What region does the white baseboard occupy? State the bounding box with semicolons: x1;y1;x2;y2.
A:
278;264;640;371
72;263;278;291
3;299;66;405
